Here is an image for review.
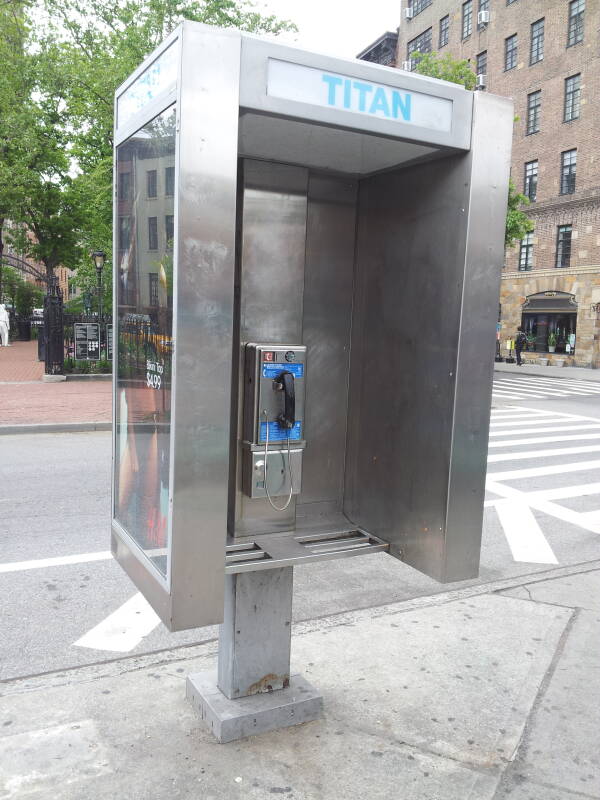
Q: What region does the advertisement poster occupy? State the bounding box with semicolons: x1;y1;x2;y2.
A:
113;105;175;578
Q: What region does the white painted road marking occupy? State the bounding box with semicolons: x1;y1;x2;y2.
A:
488;459;600;482
490;424;600;437
494;499;558;564
74;592;161;653
486;480;600;535
489;432;600;448
0;551;112;574
485;481;600;507
488;444;600;463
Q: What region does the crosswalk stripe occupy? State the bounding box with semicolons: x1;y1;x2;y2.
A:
490;424;600;437
490;412;567;422
495;377;600;393
488;444;600;463
485;481;600;506
490;417;577;428
487;459;600;482
495;379;577;394
494;499;558;564
497;376;600;390
489;432;600;448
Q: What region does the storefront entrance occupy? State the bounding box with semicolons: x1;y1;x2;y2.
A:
521;291;578;355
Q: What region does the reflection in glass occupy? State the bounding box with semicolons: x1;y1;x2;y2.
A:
114;105;176;579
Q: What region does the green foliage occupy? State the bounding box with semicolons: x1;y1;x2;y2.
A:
1;0;296;291
505;179;534;248
15;281;42;317
0;266;22;306
412;51;533;251
412;51;477;91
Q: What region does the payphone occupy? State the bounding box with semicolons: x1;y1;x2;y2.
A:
111;21;512;741
242;343;306;505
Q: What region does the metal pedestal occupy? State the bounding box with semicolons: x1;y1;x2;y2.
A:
186;567;323;742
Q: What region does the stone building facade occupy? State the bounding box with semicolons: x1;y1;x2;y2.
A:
390;0;600;366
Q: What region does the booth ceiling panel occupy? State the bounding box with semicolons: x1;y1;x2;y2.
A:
238;114;438;177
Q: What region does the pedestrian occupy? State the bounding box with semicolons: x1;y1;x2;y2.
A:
0;304;9;347
515;325;527;366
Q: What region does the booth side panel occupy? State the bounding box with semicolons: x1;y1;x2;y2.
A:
444;93;513;581
344;154;472;582
169;27;241;629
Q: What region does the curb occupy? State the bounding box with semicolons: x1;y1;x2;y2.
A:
0;422;111;435
65;374;112;381
494;363;600;383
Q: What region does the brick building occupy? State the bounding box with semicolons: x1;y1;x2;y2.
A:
363;0;600;367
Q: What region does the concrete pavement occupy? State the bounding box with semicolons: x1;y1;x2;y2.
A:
495;360;600;381
1;564;598;799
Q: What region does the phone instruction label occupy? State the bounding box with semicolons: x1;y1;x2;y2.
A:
260;420;302;442
262;363;304;379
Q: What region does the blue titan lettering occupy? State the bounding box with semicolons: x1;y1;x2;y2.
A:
392;90;411;121
322;74;343;105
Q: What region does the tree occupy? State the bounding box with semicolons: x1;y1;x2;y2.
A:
412;51;533;247
15;281;43;318
413;51;476;90
0;4;85;281
505;179;534;248
32;0;297;292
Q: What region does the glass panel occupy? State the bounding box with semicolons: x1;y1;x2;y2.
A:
114;104;176;580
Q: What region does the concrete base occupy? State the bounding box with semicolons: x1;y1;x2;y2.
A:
186;671;323;743
42;373;67;382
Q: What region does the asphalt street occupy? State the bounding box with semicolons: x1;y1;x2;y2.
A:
2;371;600;682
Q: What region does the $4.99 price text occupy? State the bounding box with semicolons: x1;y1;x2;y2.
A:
146;360;163;390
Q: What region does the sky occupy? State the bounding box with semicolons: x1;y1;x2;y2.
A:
257;0;400;59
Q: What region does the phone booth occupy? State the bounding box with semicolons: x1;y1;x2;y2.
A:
112;22;512;742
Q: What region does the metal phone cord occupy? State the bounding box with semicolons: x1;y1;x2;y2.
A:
262;409;294;511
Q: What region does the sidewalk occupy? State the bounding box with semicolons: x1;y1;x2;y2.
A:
495;360;600;381
1;562;598;799
0;340;111;432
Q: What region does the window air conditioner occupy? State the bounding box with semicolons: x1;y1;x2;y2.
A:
402;59;414;71
476;73;487;88
405;7;413;19
477;10;489;25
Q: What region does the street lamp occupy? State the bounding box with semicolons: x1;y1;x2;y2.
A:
91;251;106;323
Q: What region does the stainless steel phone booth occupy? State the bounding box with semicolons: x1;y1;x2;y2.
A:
111;22;513;741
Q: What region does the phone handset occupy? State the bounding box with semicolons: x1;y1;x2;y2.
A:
273;370;295;429
262;370;295;511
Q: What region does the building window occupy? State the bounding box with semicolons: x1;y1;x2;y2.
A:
530;18;544;65
524;160;538;202
462;0;473;38
410;0;432;16
556;225;572;268
148;216;158;250
564;74;581;122
504;34;517;70
165;166;175;196
519;232;534;271
147;169;157;198
506;0;517;4
165;215;174;249
149;273;159;307
478;0;489;29
118;216;130;251
118;172;131;202
407;28;432;67
476;51;487;77
560;149;577;195
439;15;449;48
567;0;585;47
526;91;541;135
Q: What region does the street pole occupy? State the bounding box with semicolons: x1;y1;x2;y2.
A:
92;251;106;358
